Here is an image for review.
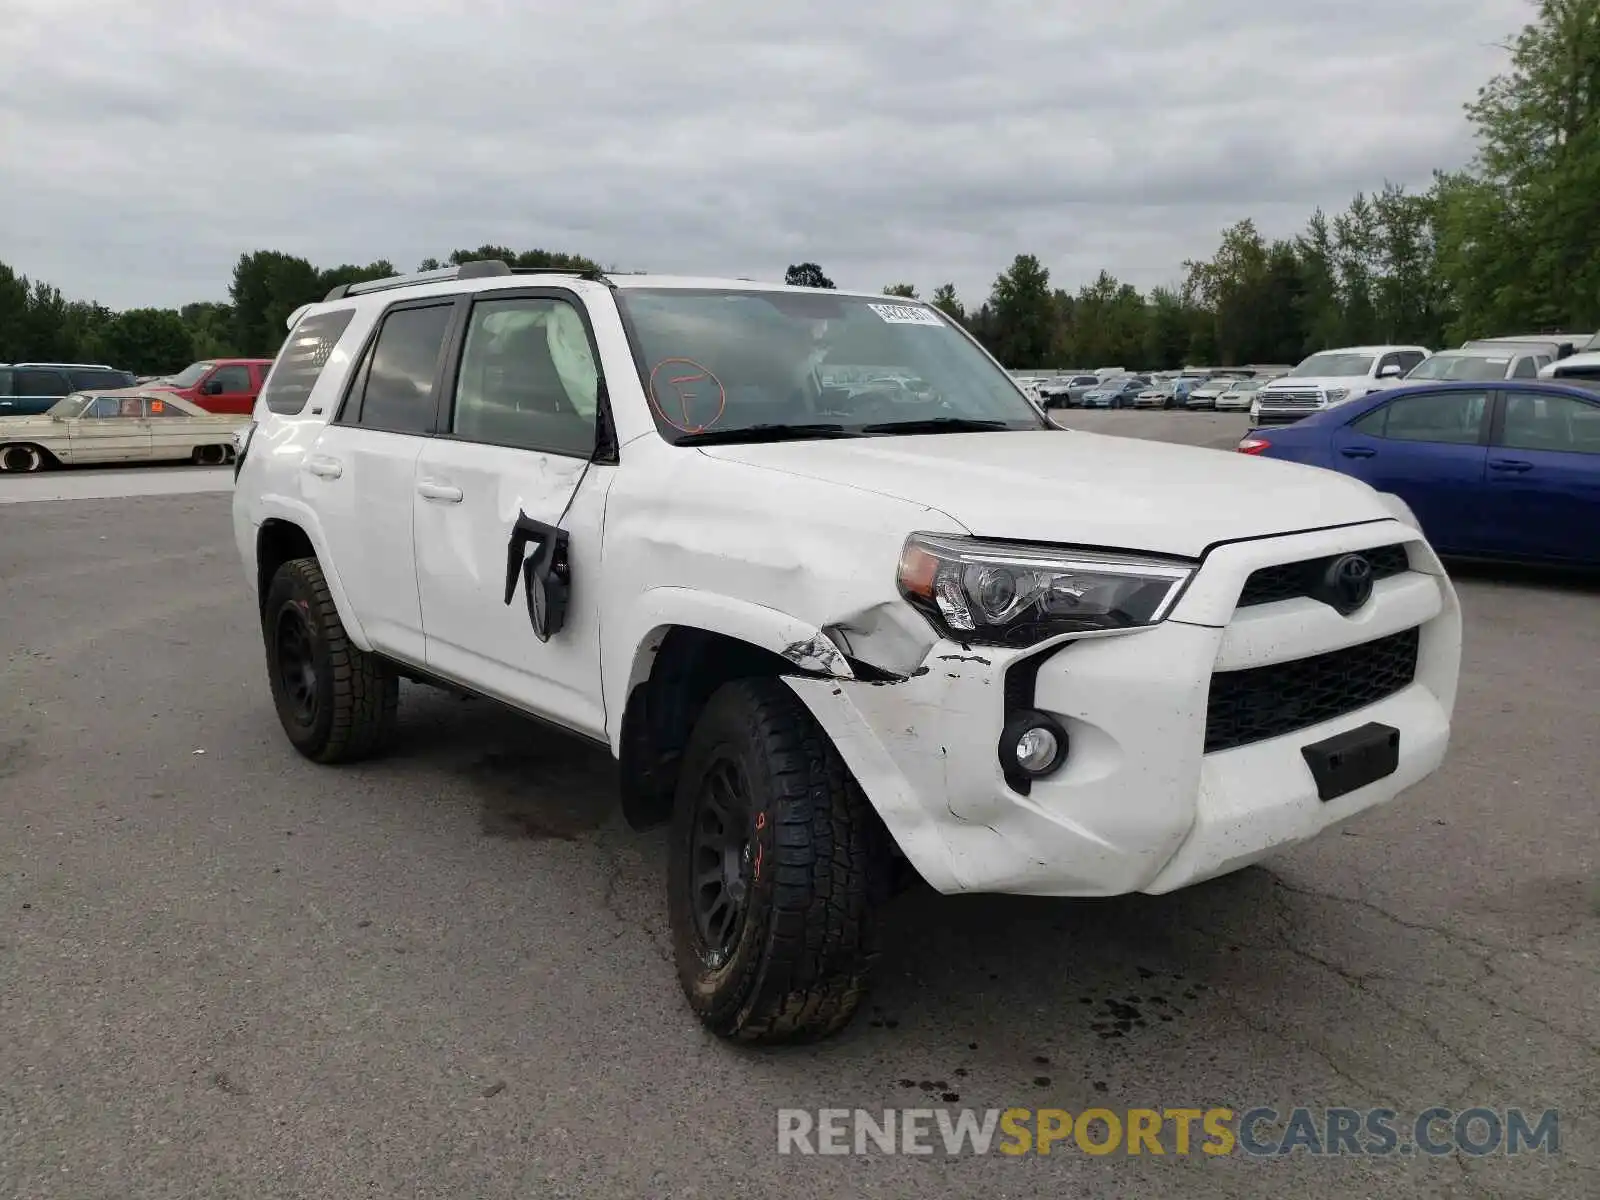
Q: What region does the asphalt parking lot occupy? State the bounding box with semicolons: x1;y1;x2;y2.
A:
2;411;1595;1198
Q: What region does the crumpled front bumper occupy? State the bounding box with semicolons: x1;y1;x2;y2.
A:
785;520;1461;897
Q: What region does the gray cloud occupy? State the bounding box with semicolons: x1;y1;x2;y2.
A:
0;0;1530;311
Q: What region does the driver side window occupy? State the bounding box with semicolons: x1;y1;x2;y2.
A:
83;396;144;419
449;296;600;457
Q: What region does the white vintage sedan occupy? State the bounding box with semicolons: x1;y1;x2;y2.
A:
0;392;246;473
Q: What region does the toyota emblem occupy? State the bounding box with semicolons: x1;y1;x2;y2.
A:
1320;553;1374;615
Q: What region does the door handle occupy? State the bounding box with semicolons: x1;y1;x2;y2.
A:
304;456;343;479
1339;446;1376;459
1488;459;1533;473
416;480;463;503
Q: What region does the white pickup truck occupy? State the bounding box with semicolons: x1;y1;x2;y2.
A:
1253;345;1430;425
232;263;1462;1043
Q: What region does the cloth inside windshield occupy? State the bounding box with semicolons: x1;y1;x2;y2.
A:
1408;354;1509;381
1290;353;1375;377
615;289;1043;441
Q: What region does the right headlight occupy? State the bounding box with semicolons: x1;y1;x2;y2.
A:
896;533;1196;647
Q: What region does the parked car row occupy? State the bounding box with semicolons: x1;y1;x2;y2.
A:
0;357;275;418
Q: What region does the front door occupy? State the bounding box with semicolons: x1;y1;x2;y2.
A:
1329;388;1491;554
304;297;461;665
1480;389;1600;563
413;288;611;739
68;394;154;462
196;364;256;415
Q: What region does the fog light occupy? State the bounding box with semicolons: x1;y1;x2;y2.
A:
1015;726;1059;772
999;710;1069;786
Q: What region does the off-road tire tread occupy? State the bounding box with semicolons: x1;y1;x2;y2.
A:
267;557;398;764
672;677;887;1044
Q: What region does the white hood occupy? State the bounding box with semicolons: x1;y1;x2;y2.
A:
699;430;1394;559
1260;376;1387;393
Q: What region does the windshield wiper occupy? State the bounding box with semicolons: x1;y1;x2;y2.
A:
673;422;858;446
857;417;1017;435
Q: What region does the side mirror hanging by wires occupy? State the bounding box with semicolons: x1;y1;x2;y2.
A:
503;513;570;642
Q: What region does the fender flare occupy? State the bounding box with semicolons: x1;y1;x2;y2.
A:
254;496;375;652
606;586;855;748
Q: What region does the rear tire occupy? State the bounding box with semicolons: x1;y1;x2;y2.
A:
668;677;888;1043
262;557;398;764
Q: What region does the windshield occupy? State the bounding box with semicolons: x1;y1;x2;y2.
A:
1408;354;1509;381
167;361;214;388
47;394;93;417
615;289;1046;443
1225;379;1263;391
1583;331;1600;353
1290;352;1375;378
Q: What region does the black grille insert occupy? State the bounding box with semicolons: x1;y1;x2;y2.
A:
1204;627;1420;754
1237;543;1411;608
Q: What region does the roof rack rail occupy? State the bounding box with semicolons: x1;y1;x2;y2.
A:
506;266;617;287
322;259;513;302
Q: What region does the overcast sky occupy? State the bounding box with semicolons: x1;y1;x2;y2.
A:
2;0;1532;312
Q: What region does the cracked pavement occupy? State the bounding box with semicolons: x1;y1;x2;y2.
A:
2;420;1595;1198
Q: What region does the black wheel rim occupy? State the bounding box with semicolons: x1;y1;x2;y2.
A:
274;604;318;726
689;759;753;964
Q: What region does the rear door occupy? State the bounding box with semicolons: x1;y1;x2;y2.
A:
1480;389;1600;564
1329;388;1492;553
305;297;462;664
412;287;612;738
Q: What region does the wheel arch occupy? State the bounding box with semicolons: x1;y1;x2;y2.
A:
254;511;374;651
0;441;60;472
611;589;858;831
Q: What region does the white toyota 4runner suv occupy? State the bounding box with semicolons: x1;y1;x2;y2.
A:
232;262;1463;1043
1253;345;1430;425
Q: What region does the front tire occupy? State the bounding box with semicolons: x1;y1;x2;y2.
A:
262;557;398;763
0;443;46;473
668;677;887;1043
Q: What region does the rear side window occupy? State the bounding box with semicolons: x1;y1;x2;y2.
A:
262;308;358;415
1353;390;1488;444
1511;357;1538;379
349;303;455;434
68;369;135;390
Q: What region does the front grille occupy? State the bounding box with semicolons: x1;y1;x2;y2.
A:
1237;543;1410;608
1204;627;1420;754
1260;387;1321;408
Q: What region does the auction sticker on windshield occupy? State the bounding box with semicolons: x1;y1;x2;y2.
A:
868;303;944;326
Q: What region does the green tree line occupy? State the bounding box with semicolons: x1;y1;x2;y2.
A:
2;1;1593;376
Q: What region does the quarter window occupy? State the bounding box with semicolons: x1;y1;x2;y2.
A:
449;296;599;456
1501;392;1600;454
263;308;357;415
1352;391;1487;444
350;303;454;433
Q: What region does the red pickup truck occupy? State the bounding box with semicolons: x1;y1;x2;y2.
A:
145;358;275;415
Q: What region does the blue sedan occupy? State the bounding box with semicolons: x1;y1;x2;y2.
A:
1235;381;1600;566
